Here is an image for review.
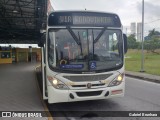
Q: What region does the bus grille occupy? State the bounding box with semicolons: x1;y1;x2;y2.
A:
63;74;112;82
76;91;103;97
71;83;105;88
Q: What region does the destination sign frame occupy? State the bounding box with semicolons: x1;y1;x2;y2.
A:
48;11;121;27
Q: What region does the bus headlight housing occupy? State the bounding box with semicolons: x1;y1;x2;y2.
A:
108;74;124;87
48;76;69;90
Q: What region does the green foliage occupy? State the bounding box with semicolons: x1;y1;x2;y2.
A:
139;29;160;53
144;36;160;53
125;49;160;75
127;34;140;49
148;28;160;37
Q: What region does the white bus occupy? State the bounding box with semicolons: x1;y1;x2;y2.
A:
39;11;127;104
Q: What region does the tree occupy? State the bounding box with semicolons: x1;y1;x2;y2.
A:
127;34;139;49
144;36;160;54
148;28;156;37
148;28;160;37
144;29;160;54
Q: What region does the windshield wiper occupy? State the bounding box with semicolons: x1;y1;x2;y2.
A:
92;29;95;60
91;28;106;60
94;27;106;43
78;32;83;55
67;27;80;45
67;27;83;55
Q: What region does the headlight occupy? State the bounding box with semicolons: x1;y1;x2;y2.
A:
47;76;69;90
108;74;124;87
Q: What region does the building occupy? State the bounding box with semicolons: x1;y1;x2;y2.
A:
0;47;12;64
130;22;136;37
137;22;142;42
15;48;41;63
123;26;130;36
0;46;41;64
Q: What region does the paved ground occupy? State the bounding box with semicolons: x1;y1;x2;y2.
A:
45;77;160;120
0;63;47;120
125;71;160;83
2;63;160;120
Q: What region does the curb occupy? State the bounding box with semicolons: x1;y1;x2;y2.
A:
34;65;53;120
125;73;160;84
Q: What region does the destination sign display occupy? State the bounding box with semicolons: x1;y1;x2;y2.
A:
48;12;121;27
60;64;84;69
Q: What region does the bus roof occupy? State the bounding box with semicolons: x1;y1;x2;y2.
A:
48;10;119;16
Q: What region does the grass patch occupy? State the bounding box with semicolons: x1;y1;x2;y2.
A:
125;49;160;76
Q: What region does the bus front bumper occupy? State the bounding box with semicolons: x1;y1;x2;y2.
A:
47;82;124;104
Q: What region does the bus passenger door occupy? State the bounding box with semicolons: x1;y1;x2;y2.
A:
41;47;48;100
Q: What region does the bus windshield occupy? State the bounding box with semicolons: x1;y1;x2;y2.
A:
48;28;123;73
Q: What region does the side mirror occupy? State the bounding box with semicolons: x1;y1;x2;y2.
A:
38;33;46;47
123;34;128;54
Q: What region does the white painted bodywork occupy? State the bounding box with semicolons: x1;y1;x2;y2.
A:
46;66;125;103
41;10;125;103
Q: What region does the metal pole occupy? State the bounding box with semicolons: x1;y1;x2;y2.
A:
29;46;32;63
140;0;145;72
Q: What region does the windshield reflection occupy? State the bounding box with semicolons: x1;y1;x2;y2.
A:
48;28;123;72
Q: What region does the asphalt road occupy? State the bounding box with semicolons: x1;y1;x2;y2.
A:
46;77;160;120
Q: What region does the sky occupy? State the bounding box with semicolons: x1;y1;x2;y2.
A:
51;0;160;35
